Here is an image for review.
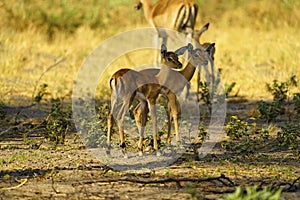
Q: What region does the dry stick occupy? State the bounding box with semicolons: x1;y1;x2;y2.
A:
74;174;235;187
0;120;33;136
31;57;66;101
280;176;300;192
0;178;28;190
287;176;300;191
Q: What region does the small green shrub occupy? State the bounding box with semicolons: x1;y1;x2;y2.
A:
257;100;284;123
34;83;49;104
266;75;297;102
225;116;250;140
43;98;71;145
0;101;5;120
225;82;236;97
223;117;269;155
81;103;109;148
293;93;300;119
198;81;211;106
219;186;282;200
277;123;300;152
198;122;208;142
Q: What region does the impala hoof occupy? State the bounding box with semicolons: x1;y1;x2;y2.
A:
121;150;128;159
156;150;162;157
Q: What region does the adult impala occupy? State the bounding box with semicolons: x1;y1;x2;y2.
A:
107;44;184;157
135;0;198;62
193;22;216;102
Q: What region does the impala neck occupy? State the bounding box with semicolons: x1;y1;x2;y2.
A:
140;0;153;24
179;61;196;82
158;59;196;85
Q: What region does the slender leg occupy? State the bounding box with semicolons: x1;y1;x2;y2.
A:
166;102;172;144
116;101;130;158
197;62;203;102
107;95;119;155
107;110;113;155
148;99;160;156
134;100;148;156
166;92;181;145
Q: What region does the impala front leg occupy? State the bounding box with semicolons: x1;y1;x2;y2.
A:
148;99;160;156
166;92;181;145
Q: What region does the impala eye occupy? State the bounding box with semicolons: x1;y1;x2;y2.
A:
167;57;173;62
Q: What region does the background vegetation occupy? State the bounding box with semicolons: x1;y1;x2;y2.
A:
1;0;300;103
0;0;299;199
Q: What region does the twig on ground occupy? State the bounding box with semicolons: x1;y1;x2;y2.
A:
73;173;236;187
0;178;28;190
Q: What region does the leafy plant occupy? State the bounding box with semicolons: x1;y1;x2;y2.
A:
266;75;297;102
34;83;49;103
225;82;236;97
223;117;269;155
43;98;71;145
293;93;300;119
257;100;284;123
198;122;208;142
277;123;300;152
225;116;250;140
0;101;5;120
80;103;109;148
219;186;282;200
198;81;211;105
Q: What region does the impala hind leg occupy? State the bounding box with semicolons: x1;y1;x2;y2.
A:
133;100;148;156
116;103;130;158
106;110;113;155
107;97;120;155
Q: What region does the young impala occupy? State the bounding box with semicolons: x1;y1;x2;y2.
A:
133;43;215;149
107;44;184;157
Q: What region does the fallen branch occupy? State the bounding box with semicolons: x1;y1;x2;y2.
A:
0;178;28;190
0;120;33;137
73;174;235;187
282;176;300;192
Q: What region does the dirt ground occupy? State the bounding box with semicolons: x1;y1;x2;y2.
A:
0;100;299;200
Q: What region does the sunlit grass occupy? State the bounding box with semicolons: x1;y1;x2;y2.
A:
0;0;299;105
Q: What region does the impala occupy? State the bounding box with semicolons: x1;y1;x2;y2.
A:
107;44;184;157
193;22;216;102
133;43;215;148
135;0;198;62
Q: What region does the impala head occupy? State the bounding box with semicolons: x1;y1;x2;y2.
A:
187;43;215;67
160;44;183;69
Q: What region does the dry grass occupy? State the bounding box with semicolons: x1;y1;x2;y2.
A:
0;0;299;104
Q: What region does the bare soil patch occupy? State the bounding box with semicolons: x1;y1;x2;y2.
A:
0;100;299;199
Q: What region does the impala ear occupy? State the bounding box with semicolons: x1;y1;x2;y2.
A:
205;43;215;53
174;45;188;56
161;44;167;57
203;22;210;30
187;43;194;53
